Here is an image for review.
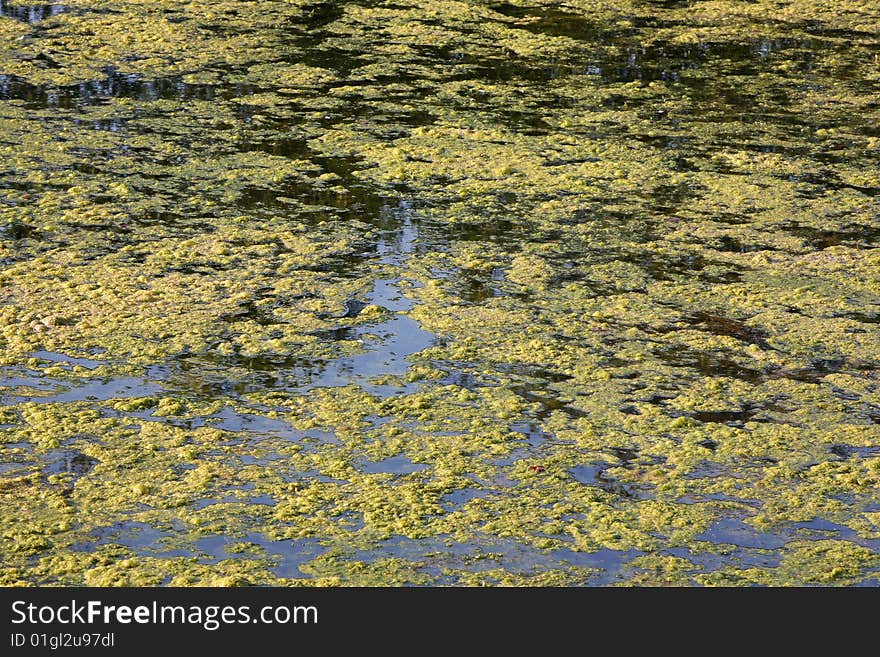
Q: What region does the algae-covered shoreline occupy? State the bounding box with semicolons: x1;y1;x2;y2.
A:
1;0;879;586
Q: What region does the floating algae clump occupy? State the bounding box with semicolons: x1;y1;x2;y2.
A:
1;0;879;586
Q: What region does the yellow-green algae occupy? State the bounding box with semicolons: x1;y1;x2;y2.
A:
1;0;879;586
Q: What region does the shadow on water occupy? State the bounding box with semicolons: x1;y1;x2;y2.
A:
490;2;610;41
0;0;67;23
0;70;259;110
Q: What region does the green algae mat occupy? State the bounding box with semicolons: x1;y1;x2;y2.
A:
0;0;878;586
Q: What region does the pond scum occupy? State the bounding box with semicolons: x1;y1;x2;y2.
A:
0;0;878;586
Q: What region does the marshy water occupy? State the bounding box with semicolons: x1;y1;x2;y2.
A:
1;0;879;585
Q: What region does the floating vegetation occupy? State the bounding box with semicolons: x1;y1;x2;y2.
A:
1;0;879;586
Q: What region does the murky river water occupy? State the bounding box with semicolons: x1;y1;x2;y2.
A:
1;0;879;585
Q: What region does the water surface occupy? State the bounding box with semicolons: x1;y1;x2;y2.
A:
1;0;879;586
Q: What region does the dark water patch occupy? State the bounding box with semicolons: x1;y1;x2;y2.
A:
671;399;793;427
687;311;771;348
237;135;311;159
698;438;718;451
310;326;358;342
608;447;639;464
439;218;524;244
497;363;573;384
638;251;744;284
365;278;412;312
835;311;880;324
0;460;29;478
711;235;778;254
786;224;880;249
459;275;502;303
70;116;127;132
597;42;727;85
165;354;314;398
236;162;387;223
806;357;846;374
432;265;505;304
645;181;702;213
512;16;605;43
0;0;66;23
346;102;436;132
466;57;588;84
645;0;692;9
163;260;235;276
783;171;879;198
799;24;880;41
685;407;757;425
0;70;259;110
0;219;38;241
764;357;849;384
295;45;366;78
653;345;766;384
338;298;370;320
298;279;435;394
0;441;102;484
490;2;608;41
301;1;346;31
489;108;553;135
220;299;282;326
2;0;879;587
